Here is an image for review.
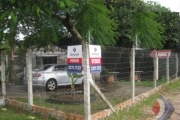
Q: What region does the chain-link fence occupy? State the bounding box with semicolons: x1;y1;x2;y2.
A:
1;46;180;118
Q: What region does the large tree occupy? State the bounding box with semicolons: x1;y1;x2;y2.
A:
0;0;117;49
0;0;118;83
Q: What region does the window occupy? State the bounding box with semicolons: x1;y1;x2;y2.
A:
42;57;57;64
53;65;67;71
35;65;52;71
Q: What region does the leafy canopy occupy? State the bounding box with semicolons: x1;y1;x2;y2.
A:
0;0;118;49
110;0;165;49
145;1;180;51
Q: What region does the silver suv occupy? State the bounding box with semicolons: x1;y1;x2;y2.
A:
25;64;83;91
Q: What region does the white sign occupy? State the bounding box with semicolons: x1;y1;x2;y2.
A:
67;45;82;73
67;45;82;58
89;45;102;73
89;45;101;58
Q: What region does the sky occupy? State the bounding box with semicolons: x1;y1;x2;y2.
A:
144;0;180;12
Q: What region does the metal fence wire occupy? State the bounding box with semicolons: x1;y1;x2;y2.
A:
1;46;180;117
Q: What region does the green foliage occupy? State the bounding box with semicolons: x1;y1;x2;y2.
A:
63;0;72;7
0;0;118;50
8;0;15;4
75;1;118;46
145;1;171;12
0;106;57;120
1;0;178;51
59;1;65;9
145;1;180;51
0;44;10;51
67;73;83;88
10;12;18;24
132;12;165;48
110;0;166;49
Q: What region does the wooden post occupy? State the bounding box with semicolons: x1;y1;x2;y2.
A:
153;51;158;88
26;48;33;106
130;46;135;102
166;53;169;83
83;43;91;120
176;53;178;78
1;50;6;105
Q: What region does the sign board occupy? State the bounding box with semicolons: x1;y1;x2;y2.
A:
149;49;171;59
67;45;82;73
89;45;102;73
152;95;175;120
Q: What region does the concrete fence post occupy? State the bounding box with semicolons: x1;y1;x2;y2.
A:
1;50;6;105
176;53;178;78
5;55;9;83
166;53;169;83
26;48;33;106
83;43;91;120
130;46;135;102
153;51;158;88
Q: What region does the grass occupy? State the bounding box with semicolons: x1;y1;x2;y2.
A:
120;79;166;87
15;97;85;115
0;105;56;120
1;79;180;119
105;79;180;120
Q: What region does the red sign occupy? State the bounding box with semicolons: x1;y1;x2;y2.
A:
89;58;102;65
67;58;82;64
149;49;171;59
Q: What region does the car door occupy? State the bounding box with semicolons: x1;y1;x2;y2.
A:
53;65;71;86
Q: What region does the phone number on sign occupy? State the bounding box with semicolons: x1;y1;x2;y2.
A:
68;65;82;70
91;66;101;71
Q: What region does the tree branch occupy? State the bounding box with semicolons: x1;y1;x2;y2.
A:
52;13;85;44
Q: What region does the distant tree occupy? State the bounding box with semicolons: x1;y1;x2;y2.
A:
145;1;171;12
132;12;164;48
145;1;180;51
110;0;165;49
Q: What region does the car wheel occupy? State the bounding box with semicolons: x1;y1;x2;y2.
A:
46;79;57;91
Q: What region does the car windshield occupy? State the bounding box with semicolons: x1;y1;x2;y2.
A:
34;65;52;71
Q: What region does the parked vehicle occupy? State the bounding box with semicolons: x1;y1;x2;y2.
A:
24;64;83;91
